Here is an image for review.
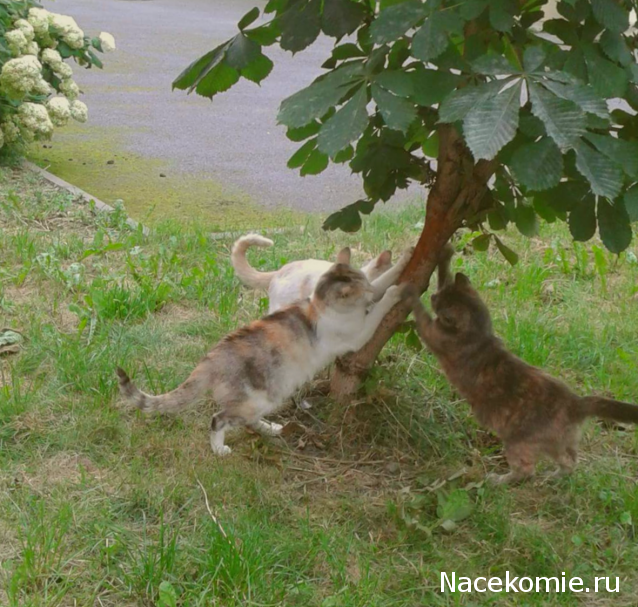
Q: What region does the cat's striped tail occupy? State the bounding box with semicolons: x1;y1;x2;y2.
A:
116;364;210;414
581;396;638;424
231;234;276;290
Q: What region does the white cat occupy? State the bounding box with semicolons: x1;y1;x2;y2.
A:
117;248;412;456
231;234;412;312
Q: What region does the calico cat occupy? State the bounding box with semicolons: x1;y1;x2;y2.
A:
117;247;411;456
232;234;411;313
412;248;638;484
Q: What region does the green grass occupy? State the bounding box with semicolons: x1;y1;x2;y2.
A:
2;165;638;606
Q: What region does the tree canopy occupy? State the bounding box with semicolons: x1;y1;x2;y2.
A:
174;0;638;259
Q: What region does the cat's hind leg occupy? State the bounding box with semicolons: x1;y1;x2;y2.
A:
549;446;578;478
210;411;246;456
487;442;536;485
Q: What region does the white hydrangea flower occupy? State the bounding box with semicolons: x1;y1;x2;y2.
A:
70;99;88;123
55;62;73;80
14;19;35;43
5;29;28;56
25;41;40;56
60;78;80;100
18;102;54;139
42;48;63;69
0;55;43;99
32;76;53;97
1;118;21;144
47;97;71;126
64;29;84;50
98;32;116;52
49;13;85;50
27;8;51;37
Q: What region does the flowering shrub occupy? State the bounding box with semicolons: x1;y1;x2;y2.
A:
0;1;114;154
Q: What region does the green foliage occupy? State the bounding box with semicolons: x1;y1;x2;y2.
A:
176;0;638;254
158;581;178;607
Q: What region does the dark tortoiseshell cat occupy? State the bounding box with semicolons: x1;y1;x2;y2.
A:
412;247;638;484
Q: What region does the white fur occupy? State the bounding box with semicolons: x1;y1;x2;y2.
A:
267;250;411;313
268;259;334;312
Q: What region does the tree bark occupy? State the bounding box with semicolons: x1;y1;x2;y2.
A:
330;125;497;402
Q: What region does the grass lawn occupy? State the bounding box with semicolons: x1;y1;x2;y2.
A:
1;164;638;606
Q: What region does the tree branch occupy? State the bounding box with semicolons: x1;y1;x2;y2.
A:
330;125;497;402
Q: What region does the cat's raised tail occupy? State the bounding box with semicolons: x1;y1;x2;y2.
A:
581;396;638;424
231;234;276;289
116;365;210;414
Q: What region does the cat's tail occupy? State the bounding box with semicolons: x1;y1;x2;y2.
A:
116;363;211;414
231;234;276;290
581;396;638;424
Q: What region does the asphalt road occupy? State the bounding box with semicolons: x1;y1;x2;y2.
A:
47;0;371;213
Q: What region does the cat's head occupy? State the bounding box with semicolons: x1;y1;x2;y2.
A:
430;273;492;336
313;247;374;311
360;250;392;282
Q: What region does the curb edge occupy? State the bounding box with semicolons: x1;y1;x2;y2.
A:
22;160;150;235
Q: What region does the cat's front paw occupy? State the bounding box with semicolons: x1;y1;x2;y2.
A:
268;422;284;436
397;246;415;268
384;284;413;306
211;445;232;457
384;285;403;304
261;421;284;436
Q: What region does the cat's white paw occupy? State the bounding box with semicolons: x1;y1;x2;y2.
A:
255;420;283;436
385;285;403;304
211;444;232;457
267;422;284;436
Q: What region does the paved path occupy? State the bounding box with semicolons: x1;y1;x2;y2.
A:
45;0;373;216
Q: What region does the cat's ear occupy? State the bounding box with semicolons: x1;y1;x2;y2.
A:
455;273;472;289
336;247;351;265
376;250;392;267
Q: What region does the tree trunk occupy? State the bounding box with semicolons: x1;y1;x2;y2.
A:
330;126;497;402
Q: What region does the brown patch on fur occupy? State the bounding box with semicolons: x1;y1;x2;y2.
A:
264;305;316;342
305;299;321;324
412;255;638;483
